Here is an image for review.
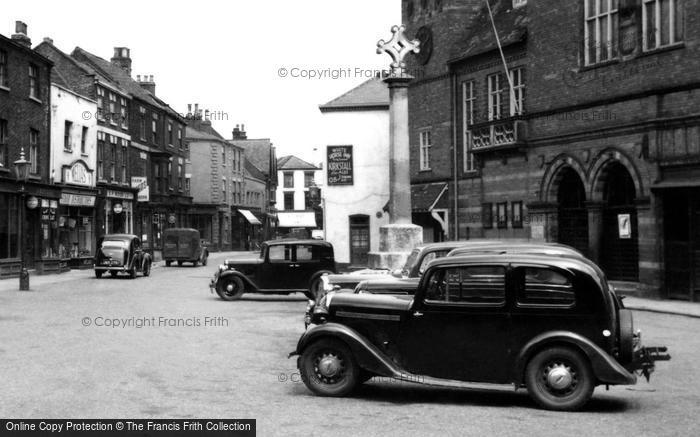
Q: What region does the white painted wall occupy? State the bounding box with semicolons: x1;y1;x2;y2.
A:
276;168;322;210
50;84;98;186
320;109;390;264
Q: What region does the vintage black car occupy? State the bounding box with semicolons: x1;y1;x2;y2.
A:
94;234;152;279
210;239;336;301
291;253;670;411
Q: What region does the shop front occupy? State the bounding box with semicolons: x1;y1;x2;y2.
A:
96;187;136;238
58;189;98;269
237;209;263;250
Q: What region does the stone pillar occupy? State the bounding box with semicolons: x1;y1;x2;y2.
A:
367;25;424;270
585;201;604;264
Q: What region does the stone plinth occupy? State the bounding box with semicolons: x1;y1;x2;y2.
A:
368;223;423;270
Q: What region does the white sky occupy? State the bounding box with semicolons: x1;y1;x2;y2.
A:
2;0;400;164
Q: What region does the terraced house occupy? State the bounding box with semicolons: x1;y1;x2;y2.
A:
403;0;699;300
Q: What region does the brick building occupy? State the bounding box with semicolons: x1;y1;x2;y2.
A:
403;0;700;299
0;23;62;277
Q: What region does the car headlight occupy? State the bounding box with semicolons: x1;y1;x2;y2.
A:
218;264;226;272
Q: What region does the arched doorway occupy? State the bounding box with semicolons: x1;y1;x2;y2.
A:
600;163;639;281
557;167;589;255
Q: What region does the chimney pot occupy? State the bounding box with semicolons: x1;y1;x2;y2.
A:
110;46;132;76
137;75;141;81
15;21;27;35
11;20;31;47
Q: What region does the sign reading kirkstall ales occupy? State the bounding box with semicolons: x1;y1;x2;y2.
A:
327;145;353;186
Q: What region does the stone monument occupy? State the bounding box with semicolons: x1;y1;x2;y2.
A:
368;25;423;270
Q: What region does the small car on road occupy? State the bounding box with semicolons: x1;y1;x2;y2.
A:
291;253;670;411
210;239;336;301
94;234;152;279
162;228;209;267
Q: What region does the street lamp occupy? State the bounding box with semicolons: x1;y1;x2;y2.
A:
14;148;30;291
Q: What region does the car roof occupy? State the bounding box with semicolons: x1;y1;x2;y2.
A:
448;242;584;257
264;239;332;247
414;239;529;251
101;234;137;241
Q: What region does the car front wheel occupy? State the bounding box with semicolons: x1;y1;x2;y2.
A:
143;261;151;277
216;276;245;301
525;346;594;411
299;339;359;397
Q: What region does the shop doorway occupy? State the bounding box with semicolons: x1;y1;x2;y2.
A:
664;189;700;301
601;163;639;281
349;215;370;267
557;167;589;256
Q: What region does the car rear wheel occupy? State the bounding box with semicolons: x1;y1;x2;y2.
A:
216;276;245;301
95;270;103;279
525;346;594;411
299;338;359;397
110;271;118;278
178;261;183;267
143;261;151;277
165;260;171;267
193;259;199;267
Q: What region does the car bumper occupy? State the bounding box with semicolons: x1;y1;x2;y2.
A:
631;346;671;381
94;266;128;272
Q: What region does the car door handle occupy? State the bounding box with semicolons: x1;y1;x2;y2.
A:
413;311;423;317
290;264;300;268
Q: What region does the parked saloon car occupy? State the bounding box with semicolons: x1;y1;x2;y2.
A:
163;228;209;267
292;253;670;411
210;239;336;301
94;234;152;279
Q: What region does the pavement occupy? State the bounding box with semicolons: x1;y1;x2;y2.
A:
2;252;700;318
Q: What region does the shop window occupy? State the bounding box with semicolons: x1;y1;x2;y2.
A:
0;194;19;258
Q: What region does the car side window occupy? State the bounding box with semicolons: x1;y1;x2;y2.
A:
516;267;575;307
424;266;506;306
418;250;451;275
295;245;319;262
268;245;292;263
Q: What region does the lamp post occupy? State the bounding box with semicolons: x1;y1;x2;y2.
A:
14;148;31;290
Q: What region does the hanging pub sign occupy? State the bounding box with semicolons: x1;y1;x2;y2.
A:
618;214;632;239
327;145;353;186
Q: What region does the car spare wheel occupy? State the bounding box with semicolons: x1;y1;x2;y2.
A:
525;346;594;411
618;309;635;364
299;338;359;397
216;276;245;301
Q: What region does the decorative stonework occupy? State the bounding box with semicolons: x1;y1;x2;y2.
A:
376;25;420;77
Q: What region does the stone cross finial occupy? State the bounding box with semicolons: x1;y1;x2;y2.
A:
376;25;420;77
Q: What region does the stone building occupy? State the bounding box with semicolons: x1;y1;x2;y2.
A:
276;155;322;239
186;110;245;251
402;0;700;299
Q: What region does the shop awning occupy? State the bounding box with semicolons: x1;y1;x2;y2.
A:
238;209;262;225
277;212;317;228
411;183;449;212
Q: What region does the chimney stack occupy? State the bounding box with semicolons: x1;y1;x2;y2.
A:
110;47;132;76
42;37;54;45
137;74;156;96
232;123;247;140
11;21;31;48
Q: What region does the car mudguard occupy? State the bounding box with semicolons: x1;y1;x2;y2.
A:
293;323;400;377
514;331;637;386
218;269;257;291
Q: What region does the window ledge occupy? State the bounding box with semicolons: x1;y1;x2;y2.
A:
579;58;620;73
0;85;9;92
419;168;432;172
29;96;42;104
639;42;685;58
64;148;73;153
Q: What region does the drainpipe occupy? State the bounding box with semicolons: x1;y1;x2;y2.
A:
452;72;459;240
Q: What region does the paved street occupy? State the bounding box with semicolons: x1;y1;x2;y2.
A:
1;251;698;437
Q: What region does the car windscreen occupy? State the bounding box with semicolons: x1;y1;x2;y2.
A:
401;249;421;274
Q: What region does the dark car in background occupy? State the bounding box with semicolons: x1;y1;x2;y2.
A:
94;234;152;279
210;239;336;301
163;228;209;267
293;253;670;411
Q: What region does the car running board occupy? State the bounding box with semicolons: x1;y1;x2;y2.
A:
392;373;518;392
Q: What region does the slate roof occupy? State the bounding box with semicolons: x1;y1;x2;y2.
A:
34;41;101;97
230;138;274;177
449;0;528;63
277;155;319;170
185;126;225;142
71;47;183;120
412;183;449;212
244;158;267;182
319;78;389;112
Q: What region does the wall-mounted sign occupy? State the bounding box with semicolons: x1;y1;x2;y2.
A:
618;214;632;239
113;203;123;214
60;193;96;207
327;145;353;186
106;190;134;200
63;161;92;186
131;176;149;202
26;196;39;209
168;214;176;224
